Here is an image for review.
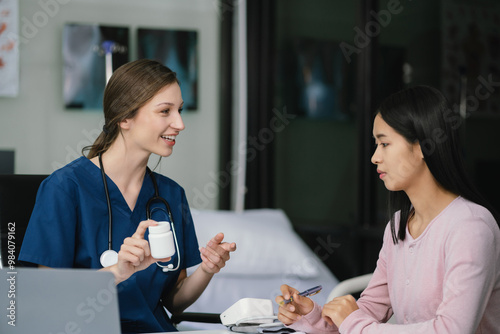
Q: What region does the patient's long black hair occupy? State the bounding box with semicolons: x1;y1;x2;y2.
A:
376;85;499;244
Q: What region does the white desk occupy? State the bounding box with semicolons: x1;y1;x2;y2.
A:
154;331;230;334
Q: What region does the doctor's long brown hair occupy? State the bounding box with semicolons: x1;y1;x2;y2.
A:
83;59;179;159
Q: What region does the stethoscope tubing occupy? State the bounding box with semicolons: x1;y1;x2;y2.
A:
98;153;180;271
99;153;113;252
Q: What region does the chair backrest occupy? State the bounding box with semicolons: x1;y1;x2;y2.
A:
0;174;48;268
326;273;373;302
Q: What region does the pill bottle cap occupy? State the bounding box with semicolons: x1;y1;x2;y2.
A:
149;221;171;234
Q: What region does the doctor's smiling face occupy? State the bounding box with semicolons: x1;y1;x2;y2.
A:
371;113;426;192
120;83;185;158
85;60;182;160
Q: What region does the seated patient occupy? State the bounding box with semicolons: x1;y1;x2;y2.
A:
276;85;500;333
19;59;236;333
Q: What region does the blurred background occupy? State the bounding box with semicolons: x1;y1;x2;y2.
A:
0;0;499;281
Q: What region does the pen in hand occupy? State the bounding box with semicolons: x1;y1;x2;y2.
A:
279;285;322;306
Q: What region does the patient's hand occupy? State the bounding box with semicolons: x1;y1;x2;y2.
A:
199;232;236;275
322;295;359;327
276;284;315;325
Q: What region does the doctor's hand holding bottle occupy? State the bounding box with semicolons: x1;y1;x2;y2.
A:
111;220;171;284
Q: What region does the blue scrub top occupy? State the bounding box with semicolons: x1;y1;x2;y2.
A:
19;157;202;333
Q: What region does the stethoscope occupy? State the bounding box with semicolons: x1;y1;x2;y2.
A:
98;153;181;272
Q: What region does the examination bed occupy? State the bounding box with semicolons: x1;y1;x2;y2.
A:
178;208;339;330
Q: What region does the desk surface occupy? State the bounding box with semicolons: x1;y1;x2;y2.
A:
156;331;230;334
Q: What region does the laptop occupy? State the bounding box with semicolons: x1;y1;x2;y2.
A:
0;268;121;334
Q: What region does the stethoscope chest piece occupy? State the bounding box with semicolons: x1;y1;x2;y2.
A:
100;249;118;268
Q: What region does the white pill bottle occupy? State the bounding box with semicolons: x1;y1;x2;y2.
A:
148;221;176;259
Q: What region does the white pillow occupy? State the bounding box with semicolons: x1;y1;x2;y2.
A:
190;209;320;278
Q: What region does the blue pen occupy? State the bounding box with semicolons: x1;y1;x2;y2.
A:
279;285;322;306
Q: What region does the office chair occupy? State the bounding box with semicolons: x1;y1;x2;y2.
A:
0;174;48;268
171;313;221;326
326;273;373;302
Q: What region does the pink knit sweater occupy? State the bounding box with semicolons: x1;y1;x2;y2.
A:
289;197;500;333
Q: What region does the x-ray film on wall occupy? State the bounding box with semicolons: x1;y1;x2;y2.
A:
138;28;198;110
63;24;129;110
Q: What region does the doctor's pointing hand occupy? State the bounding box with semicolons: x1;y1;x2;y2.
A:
199;232;237;274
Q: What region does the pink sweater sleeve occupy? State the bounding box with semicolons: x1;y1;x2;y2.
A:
288;225;395;334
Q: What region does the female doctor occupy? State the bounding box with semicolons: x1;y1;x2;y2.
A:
19;59;237;333
276;85;500;333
